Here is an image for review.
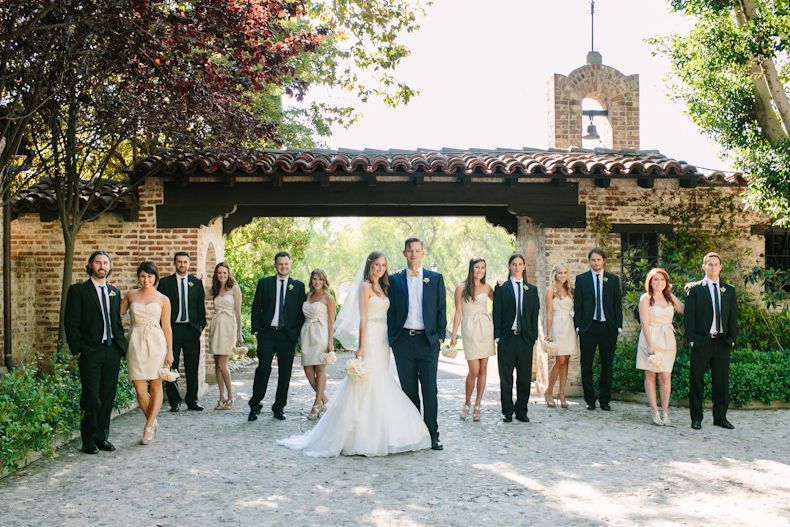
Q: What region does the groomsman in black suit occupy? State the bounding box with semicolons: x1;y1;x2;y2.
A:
573;248;623;411
493;253;540;422
684;252;738;430
248;251;306;421
158;252;206;411
65;251;129;454
388;237;447;450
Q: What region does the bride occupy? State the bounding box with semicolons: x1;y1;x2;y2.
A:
278;251;431;457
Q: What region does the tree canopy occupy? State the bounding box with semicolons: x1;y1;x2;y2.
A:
651;0;790;225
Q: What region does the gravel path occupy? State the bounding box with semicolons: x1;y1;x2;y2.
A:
2;353;790;526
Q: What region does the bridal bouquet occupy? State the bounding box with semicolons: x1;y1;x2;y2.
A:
344;359;370;382
440;343;458;359
158;368;180;382
543;340;558;356
321;351;337;366
647;353;663;369
232;346;249;356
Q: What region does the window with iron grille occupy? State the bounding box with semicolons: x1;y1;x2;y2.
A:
619;231;660;293
765;230;790;292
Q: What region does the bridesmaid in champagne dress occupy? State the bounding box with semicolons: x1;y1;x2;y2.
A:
121;261;173;445
450;257;495;422
208;262;242;410
544;263;577;408
636;268;684;426
300;269;336;420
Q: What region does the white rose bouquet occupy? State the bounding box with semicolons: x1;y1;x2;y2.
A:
232;346;249;356
440;342;458;359
344;358;370;382
158;368;180;382
321;351;337;366
543;340;558;356
648;354;663;369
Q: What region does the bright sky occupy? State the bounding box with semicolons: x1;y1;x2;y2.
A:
297;0;733;172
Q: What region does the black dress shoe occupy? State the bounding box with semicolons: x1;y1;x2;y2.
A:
248;407;261;421
515;413;529;422
96;440;116;452
82;444;99;455
273;410;286;420
586;404;596;411
503;414;513;423
714;418;735;429
691;420;702;430
431;439;443;451
170;402;181;412
187;401;204;411
600;405;611;411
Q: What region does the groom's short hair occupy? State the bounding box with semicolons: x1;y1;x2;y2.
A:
404;237;423;250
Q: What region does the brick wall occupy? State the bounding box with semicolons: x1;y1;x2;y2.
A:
6;179;224;395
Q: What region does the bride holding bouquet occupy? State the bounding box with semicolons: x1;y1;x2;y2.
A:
278;251;431;457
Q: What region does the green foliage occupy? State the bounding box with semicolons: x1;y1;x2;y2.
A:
651;1;790;225
608;337;790;407
0;357;133;473
224;218;311;339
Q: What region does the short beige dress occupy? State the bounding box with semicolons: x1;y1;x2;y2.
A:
460;294;496;360
209;294;237;356
126;302;167;381
300;301;329;366
636;305;677;373
550;295;578;356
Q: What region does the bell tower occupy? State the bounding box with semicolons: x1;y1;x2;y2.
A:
547;51;640;150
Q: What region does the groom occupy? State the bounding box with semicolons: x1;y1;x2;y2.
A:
388;237;446;451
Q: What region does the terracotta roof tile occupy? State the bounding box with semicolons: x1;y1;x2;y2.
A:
10;177;138;214
128;147;747;183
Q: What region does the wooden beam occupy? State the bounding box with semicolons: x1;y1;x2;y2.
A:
272;175;283;187
224;176;236;188
415;175;425;187
368;175;377;186
637;178;654;189
594;178;611;188
321;175;330;187
680;177;698;188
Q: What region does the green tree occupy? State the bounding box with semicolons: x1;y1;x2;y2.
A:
651;0;790;225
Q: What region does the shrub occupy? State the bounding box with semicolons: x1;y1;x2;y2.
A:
0;357;135;474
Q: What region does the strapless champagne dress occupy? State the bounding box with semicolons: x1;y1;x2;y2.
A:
209;294;237;356
300;301;329;366
550;295;578;356
636;305;677;373
460;294;495;360
126;303;167;381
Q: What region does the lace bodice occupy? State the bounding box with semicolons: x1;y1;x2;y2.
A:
362;296;390;369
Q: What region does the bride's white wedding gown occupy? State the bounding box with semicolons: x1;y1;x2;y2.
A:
278;296;431;457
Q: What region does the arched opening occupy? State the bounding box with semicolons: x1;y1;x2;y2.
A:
581;97;611;150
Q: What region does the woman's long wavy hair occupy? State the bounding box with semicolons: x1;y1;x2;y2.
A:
549;263;574;298
645;268;672;306
463;257;486;302
363;251;389;295
210;262;236;299
308;268;330;295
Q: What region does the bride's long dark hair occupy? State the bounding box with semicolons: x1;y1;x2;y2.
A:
363;250;389;295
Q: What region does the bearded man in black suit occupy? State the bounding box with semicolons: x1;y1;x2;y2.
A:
65;251;129;454
248;251;306;421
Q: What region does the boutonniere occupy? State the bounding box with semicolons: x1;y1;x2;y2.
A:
288;284;294;291
720;286;726;294
423;278;430;284
523;284;529;291
109;291;116;297
603;276;609;283
188;281;194;287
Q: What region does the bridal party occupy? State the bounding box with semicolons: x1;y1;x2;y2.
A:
64;241;738;457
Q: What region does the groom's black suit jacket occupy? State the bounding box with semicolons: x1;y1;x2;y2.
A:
251;275;306;343
158;273;206;331
493;280;540;344
684;279;738;347
64;279;128;357
573;270;623;333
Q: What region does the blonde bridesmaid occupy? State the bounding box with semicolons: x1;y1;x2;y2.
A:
208;262;242;410
544;263;577;408
450;257;495;422
300;269;336;420
636;268;684;426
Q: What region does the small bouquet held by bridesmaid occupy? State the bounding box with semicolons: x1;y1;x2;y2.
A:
647;353;663;369
440;342;458;359
321;350;337;366
344;358;370;382
543;340;558;356
232;346;249;356
157;368;180;382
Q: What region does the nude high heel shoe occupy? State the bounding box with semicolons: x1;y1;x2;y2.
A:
141;419;158;445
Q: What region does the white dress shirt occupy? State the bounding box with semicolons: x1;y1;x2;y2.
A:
404;268;425;330
591;270;606;323
90;277;112;342
705;277;722;334
510;276;523;331
176;275;190;323
272;276;289;327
